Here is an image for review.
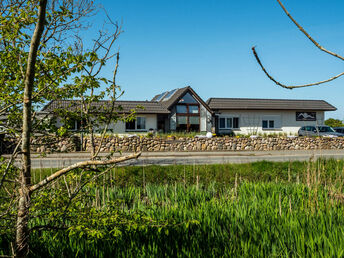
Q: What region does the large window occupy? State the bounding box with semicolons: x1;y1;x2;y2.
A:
126;117;146;131
219;117;239;129
176;93;200;132
178;93;198;104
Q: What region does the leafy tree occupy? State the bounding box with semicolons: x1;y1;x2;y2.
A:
324;118;344;128
0;1;140;257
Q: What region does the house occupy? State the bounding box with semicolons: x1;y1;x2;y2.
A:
42;86;213;134
207;98;336;135
42;86;337;135
150;87;213;132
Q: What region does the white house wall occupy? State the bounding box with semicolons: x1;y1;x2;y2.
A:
216;110;325;135
56;114;158;134
200;105;212;132
99;114;158;133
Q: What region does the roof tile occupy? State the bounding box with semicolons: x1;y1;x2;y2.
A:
206;98;337;111
43;100;170;114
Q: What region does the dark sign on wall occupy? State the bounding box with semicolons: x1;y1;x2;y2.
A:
296;112;316;121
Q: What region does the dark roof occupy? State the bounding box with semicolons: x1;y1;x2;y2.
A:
206;98;337;111
42;100;170;114
152;86;213;113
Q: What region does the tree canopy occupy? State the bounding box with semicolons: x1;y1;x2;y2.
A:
324;118;344;128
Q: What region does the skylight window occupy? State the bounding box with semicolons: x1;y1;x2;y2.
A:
162;88;178;101
155;91;168;102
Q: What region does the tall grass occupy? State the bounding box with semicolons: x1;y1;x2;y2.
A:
2;159;344;257
30;159;344;187
26;182;344;257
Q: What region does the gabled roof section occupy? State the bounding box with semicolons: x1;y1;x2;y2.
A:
42;100;170;114
153;86;213;113
206;98;337;111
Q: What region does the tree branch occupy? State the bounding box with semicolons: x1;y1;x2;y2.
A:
252;46;344;89
252;0;344;89
29;152;141;192
277;0;344;62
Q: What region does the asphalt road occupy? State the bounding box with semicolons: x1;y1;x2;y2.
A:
6;149;344;169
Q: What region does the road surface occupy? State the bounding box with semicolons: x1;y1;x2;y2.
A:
4;149;344;169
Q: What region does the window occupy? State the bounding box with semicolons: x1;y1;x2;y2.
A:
219;117;239;129
126;117;146;131
262;120;275;129
178;92;197;103
262;115;281;129
219;118;226;128
155;92;168;102
188;105;199;114
137;117;146;130
176;116;188;131
189;116;200;131
126;120;135;130
233;117;239;128
176;105;187;113
304;126;315;132
175;92;200;132
65;118;86;131
163;89;177;101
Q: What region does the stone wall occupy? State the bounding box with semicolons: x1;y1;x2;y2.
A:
85;136;344;152
0;135;79;154
2;135;344;154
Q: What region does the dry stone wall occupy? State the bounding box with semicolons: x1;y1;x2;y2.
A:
86;136;344;153
0;135;79;154
2;135;344;154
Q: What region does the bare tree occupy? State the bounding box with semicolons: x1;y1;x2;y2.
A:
252;0;344;89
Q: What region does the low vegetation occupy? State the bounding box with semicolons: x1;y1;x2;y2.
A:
1;159;344;257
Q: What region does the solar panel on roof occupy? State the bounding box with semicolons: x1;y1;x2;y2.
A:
155;91;168;102
162;88;178;101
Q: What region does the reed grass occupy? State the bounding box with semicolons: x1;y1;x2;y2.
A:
2;159;344;257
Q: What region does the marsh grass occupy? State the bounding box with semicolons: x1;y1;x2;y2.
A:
2;159;344;257
31;158;344;187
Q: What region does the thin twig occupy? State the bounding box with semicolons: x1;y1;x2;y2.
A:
277;0;344;62
251;0;344;89
252;47;344;89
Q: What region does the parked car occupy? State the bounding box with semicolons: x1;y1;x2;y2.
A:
334;127;344;134
298;126;344;137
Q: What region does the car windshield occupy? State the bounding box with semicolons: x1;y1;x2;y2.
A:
317;126;335;133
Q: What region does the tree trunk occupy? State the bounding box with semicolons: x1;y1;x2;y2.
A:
16;1;47;257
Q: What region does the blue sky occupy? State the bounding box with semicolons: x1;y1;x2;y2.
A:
91;0;344;119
